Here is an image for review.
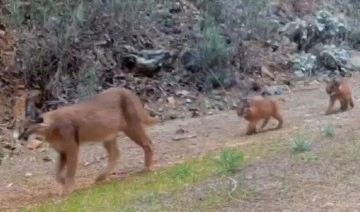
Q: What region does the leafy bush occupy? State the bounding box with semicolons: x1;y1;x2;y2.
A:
188;0;224;22
198;18;233;69
343;0;360;49
4;0;156;103
77;63;101;100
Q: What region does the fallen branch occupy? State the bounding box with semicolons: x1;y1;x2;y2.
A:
171;134;197;141
0;119;15;128
227;176;242;203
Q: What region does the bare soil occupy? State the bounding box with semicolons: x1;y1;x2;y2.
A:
1;75;360;211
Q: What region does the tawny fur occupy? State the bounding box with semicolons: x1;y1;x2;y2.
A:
325;78;354;115
236;95;283;135
18;87;158;195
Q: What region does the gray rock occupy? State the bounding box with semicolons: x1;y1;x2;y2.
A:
349;51;360;71
169;2;182;14
279;18;307;40
25;172;33;178
264;85;291;96
316;10;347;35
290;52;317;76
294;70;306;78
308;43;326;57
122;48;173;77
318;45;352;70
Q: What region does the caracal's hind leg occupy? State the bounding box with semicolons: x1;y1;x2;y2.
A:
95;139;120;182
273;112;283;129
55;151;67;185
260;117;270;129
340;99;349;111
124;125;154;172
349;96;355;109
59;126;79;196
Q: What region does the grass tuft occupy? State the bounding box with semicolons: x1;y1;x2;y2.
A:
215;149;245;174
301;152;318;162
290;135;311;153
322;123;335;138
21;152;234;212
170;163;197;182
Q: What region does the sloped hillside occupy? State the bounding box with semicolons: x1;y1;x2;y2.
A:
1;0;360;163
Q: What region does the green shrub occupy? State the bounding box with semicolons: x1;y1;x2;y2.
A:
215;149;245;174
290;135;311;153
198;19;232;69
188;0;224;22
170;164;195;182
322;123;335;138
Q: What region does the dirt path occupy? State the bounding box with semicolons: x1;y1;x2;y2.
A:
1;76;359;211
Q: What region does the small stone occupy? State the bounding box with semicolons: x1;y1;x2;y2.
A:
322;202;335;208
187;104;198;112
175;90;190;97
261;66;275;80
2;142;15;151
167;96;176;105
186;98;192;103
42;156;53;162
264;85;291;96
26;139;43;150
156;3;163;9
169;2;182;14
294;70;305;78
83;161;91;167
176;128;187;134
168;114;178;120
245;173;253;180
7;183;13;188
25;172;32;178
191;111;200;118
307;80;320;86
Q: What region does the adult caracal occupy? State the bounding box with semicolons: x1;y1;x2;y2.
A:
18;87;158;195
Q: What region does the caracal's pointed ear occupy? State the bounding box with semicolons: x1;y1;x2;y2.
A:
240;98;250;107
333;79;341;87
243;107;252;115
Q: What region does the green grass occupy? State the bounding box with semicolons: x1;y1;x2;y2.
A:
322;123;335;138
300;152;318;162
215;148;244;174
170;163;197;182
22;151;244;212
290;135;312;153
20;137;289;212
